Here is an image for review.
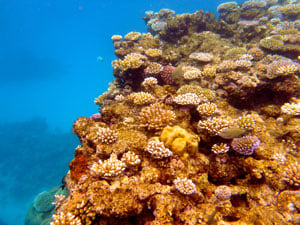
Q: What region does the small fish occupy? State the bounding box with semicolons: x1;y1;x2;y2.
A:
218;127;247;139
97;56;104;62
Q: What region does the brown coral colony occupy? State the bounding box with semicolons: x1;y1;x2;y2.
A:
51;1;300;225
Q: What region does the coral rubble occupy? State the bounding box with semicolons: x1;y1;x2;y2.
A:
49;1;300;224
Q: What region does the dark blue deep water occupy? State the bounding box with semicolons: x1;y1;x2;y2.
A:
0;0;244;224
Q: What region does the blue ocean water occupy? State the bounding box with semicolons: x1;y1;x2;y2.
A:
0;0;244;224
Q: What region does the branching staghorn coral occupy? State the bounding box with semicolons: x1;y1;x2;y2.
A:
211;143;230;155
145;139;173;159
197;102;218;117
139;103;176;130
90;153;126;179
96;127;118;144
235;114;256;131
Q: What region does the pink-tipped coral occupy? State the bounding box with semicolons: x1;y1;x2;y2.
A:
161;65;175;84
231;135;260;155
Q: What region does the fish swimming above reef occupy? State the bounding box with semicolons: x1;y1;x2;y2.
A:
97;56;104;62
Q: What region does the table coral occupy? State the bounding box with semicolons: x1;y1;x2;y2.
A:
183;69;202;80
176;85;216;101
189;52;214;62
145;48;162;58
145;62;163;76
111;35;122;42
266;60;299;79
174;93;206;106
113;53;147;71
124;32;141;41
142;77;158;88
127;92;156;105
198;117;231;135
259;37;285;51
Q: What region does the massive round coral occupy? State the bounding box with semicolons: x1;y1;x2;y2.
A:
161;65;175;84
215;185;231;201
33;191;55;213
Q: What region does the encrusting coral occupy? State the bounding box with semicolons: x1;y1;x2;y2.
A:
160;126;200;156
47;1;300;224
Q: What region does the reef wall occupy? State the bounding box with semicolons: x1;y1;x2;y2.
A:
48;1;300;224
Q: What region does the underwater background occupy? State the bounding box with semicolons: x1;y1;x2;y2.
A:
3;0;300;224
0;1;244;224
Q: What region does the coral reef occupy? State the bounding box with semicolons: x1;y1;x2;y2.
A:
49;1;300;224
